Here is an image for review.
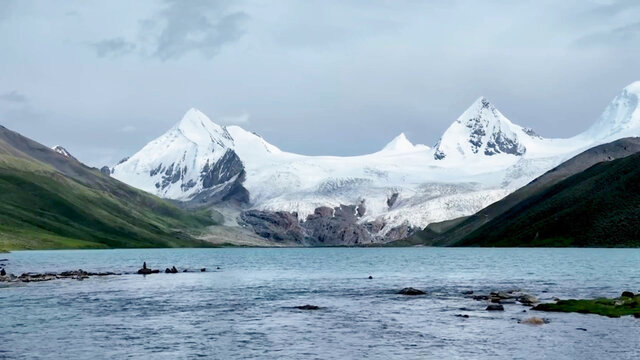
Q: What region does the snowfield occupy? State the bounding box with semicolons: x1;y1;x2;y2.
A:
112;82;640;236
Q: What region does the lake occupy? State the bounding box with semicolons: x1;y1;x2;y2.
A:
1;248;639;359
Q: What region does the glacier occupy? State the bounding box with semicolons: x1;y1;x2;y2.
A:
111;81;640;243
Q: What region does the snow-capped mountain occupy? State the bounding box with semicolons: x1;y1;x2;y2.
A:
433;97;530;160
112;109;248;203
111;81;640;244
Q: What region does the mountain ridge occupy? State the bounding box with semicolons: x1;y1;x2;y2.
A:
110;82;640;245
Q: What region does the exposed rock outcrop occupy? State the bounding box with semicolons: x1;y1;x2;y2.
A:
239;210;305;243
239;204;417;246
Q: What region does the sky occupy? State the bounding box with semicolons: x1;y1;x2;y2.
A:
1;0;640;167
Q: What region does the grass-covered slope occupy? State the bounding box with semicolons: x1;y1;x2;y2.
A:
0;125;216;250
457;151;640;247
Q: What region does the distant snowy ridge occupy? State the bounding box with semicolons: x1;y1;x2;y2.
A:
111;81;640;243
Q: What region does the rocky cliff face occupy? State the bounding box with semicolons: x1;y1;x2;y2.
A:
239;204;416;245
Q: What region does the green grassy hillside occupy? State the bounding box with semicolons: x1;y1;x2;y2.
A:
457;152;640;247
0;126;217;250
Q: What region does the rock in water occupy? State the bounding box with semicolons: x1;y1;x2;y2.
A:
622;291;635;298
201;268;206;272
0;268;5;276
518;294;539;306
486;304;504;311
520;317;547;325
397;287;426;295
295;305;320;310
368;275;373;279
137;262;157;275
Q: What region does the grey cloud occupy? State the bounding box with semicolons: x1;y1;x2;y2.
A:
586;0;640;17
575;21;640;47
150;0;248;60
91;37;137;58
0;90;27;103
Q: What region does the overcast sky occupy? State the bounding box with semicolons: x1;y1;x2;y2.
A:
1;0;640;167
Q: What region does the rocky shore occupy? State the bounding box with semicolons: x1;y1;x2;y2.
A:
0;269;115;283
0;262;213;283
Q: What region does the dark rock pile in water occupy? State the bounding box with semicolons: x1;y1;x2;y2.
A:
397;287;426;295
137;262;159;275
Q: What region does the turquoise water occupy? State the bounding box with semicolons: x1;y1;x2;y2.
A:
1;248;639;359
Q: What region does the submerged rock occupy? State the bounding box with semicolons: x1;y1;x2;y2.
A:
520;317;548;325
295;305;321;310
397;287;426;296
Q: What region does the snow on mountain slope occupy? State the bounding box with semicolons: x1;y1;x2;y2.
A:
52;145;76;160
112;82;640;241
112;108;240;200
581;81;640;141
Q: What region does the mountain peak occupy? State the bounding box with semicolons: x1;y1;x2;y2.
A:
175;108;233;147
381;132;415;152
624;81;640;95
433;97;526;160
583;82;640;140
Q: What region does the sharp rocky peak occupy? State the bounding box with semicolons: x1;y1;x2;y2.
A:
433;96;527;160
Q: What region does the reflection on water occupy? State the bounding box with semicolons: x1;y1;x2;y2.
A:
1;248;640;359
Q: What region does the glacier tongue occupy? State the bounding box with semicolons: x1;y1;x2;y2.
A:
111;82;640;243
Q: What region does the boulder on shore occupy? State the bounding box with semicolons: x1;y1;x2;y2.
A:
621;291;635;298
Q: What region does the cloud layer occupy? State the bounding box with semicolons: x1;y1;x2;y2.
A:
0;0;639;167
